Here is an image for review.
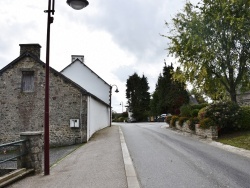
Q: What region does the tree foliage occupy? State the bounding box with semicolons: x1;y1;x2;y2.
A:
165;0;250;102
189;88;207;104
150;62;189;115
126;73;150;121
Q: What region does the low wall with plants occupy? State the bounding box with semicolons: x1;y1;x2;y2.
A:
167;101;250;140
195;124;218;139
175;121;195;134
173;121;218;140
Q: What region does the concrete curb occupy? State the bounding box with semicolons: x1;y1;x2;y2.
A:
209;141;250;159
119;126;140;188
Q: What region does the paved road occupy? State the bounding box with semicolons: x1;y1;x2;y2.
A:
116;122;250;188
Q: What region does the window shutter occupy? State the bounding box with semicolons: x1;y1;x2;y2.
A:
22;71;34;92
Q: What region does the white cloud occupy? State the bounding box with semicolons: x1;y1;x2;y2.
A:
0;0;200;113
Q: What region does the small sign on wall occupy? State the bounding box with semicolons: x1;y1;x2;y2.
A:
70;119;79;128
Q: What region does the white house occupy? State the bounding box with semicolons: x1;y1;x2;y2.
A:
61;55;111;140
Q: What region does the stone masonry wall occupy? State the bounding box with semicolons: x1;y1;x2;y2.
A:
0;55;88;146
175;122;195;134
174;121;218;140
195;125;218;140
18;131;43;174
236;92;250;106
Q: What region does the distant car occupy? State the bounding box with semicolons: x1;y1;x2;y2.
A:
157;113;171;122
157;114;166;122
127;117;136;123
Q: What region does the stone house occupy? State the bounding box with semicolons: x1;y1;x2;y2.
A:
236;91;250;106
0;44;111;146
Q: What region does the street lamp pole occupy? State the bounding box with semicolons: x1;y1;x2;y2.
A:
109;85;119;126
44;0;89;175
120;102;123;113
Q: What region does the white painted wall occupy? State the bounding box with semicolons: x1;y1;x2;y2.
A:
61;57;110;105
87;96;110;140
61;56;111;140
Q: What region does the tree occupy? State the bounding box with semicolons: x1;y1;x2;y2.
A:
165;0;250;102
126;73;150;121
150;62;189;115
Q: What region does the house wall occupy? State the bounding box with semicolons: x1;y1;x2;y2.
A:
237;92;250;106
61;60;111;105
87;96;110;140
0;55;88;146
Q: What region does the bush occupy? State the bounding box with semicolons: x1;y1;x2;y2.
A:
187;117;199;131
238;106;250;130
178;117;189;126
118;117;124;122
166;115;172;124
205;101;240;131
191;109;199;118
198;107;207;120
191;103;208;110
170;115;179;127
199;117;216;129
180;105;192;117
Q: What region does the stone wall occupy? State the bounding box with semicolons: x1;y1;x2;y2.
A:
195;125;218;140
175;122;195;134
0;55;88;146
18;131;43;174
237;92;250;106
173;121;218;140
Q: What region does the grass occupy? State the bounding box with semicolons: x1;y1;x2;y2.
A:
217;131;250;150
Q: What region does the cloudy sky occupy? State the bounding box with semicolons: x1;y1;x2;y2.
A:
0;0;199;113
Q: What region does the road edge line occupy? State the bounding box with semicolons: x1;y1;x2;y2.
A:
119;126;140;188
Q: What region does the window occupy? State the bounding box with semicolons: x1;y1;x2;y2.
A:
22;71;34;92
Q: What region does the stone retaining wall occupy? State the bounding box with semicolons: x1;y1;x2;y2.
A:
174;121;218;140
175;122;195;134
18;131;43;174
195;124;218;140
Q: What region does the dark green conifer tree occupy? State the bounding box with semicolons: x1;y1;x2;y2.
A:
151;62;189;115
126;73;150;121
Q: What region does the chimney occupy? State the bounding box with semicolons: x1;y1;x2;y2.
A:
20;43;41;59
71;55;84;63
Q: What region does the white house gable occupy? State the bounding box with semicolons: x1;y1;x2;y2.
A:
61;55;110;105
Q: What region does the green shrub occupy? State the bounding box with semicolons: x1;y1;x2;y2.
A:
180;105;192;117
191;109;199;118
178;117;189;126
117;117;126;122
198;107;207;120
191;103;208;110
166;115;172;124
199;117;216;129
205;101;240;131
170;115;179;127
238;106;250;130
187;117;199;131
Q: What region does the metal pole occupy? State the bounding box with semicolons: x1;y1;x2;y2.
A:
44;0;54;175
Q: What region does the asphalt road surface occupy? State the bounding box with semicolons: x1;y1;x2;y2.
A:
117;122;250;188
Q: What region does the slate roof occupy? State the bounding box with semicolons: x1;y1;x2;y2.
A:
0;51;110;107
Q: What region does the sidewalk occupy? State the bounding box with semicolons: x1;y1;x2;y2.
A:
8;126;128;188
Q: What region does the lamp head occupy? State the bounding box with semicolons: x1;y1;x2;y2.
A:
115;88;119;93
67;0;89;10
